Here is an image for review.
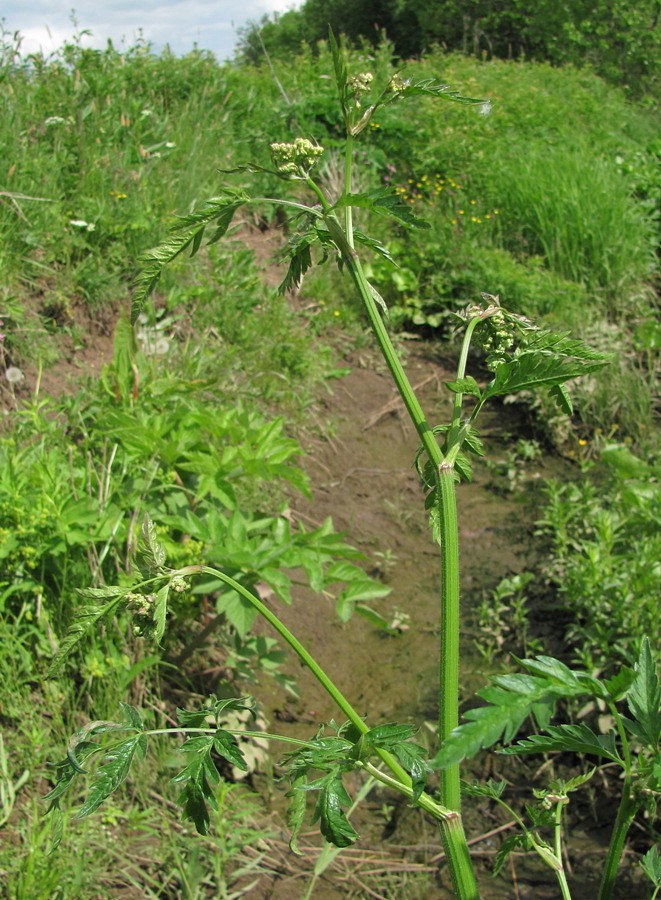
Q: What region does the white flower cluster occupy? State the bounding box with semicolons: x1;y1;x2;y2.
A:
270;137;324;175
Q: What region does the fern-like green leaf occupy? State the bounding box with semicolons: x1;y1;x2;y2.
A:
335;189;430;229
523;330;608;360
307;771;358;848
498;724;622;763
432;669;587;770
396;78;485;106
626;638;661;751
484;352;608;400
132;191;248;322
136;513;166;576
47;588;128;678
74;734;147;819
171;736;220;835
278;230;315;294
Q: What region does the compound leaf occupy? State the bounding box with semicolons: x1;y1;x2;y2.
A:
640;845;661;888
286;775;307;856
213;730;248;772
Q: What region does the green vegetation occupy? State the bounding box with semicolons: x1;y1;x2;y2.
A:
241;0;661;96
1;18;659;900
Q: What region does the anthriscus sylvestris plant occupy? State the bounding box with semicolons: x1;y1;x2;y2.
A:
47;32;659;900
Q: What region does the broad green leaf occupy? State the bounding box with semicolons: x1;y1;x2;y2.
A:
461;779;507;800
119;703;143;731
47;589;128;678
390;741;430;801
46;804;64;854
310;772;358;848
603;666;636;702
559;768;596;793
44;742;99;807
278;230;315;294
364;724;417;749
432;671;586;769
625;638;661;750
523;330;608;360
498;725;621;763
354;604;395;632
176;697;253;729
75;735;147;819
353;230;395;264
512;656;584;691
493;833;532;876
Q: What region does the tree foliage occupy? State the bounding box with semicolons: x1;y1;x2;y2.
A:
237;0;660;96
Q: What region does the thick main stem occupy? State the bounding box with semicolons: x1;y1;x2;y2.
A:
437;463;461;812
326;219;477;898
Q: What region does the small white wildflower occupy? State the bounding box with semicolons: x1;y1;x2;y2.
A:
5;366;24;384
44;116;67;126
479;101;492;116
69;219;95;232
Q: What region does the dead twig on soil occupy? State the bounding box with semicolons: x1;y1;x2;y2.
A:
363;374;438;430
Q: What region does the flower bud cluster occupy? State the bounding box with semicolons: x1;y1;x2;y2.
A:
170;575;189;594
348;72;373;104
387;73;408;94
270;138;324;176
127;591;156;617
474;309;515;370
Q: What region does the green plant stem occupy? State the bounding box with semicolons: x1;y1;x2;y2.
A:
437;462;461;812
553;802;572;900
321;215;477;898
449;315;481;440
343;134;354;247
596;703;638;900
597;777;639;900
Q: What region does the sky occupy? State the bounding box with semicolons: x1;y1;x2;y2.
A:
2;1;301;62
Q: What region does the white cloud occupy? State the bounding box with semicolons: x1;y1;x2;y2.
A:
3;0;302;61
